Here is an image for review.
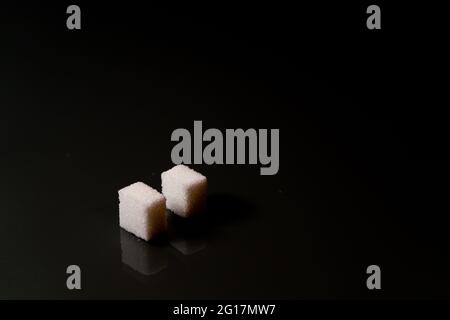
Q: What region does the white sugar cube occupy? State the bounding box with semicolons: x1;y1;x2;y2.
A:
118;182;167;241
161;165;207;217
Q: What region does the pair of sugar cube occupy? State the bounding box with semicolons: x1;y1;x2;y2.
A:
118;165;207;241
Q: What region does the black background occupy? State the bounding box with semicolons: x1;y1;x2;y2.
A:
0;1;448;299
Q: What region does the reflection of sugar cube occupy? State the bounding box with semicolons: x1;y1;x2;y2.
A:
161;165;207;218
120;229;167;276
170;237;207;255
118;182;167;241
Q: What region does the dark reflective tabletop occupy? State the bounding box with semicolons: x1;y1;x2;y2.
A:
0;2;448;299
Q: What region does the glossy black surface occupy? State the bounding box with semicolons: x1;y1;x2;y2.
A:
0;2;448;299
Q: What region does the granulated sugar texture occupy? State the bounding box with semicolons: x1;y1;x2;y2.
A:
118;182;167;241
161;165;207;218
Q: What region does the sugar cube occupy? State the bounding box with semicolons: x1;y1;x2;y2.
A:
118;182;167;241
161;165;207;217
